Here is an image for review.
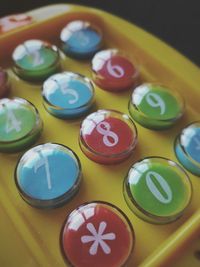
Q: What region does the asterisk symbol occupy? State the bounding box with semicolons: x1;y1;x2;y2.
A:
81;221;116;255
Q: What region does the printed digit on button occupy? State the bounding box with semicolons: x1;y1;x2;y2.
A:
0;98;43;153
175;121;200;176
129;83;184;129
60;20;103;59
79;109;137;164
42;72;95;119
60;201;134;267
12;39;60;82
15;143;82;209
92;49;140;91
124;157;192;224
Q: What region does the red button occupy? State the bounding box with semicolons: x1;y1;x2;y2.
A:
79;110;137;164
92;49;139;91
0;14;33;34
61;202;134;267
0;68;10;98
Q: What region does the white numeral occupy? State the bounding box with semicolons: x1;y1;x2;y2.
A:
146;171;172;204
5;109;22;133
106;60;124;78
53;79;79;104
96;121;119;147
34;152;52;190
77;31;90;46
31;51;44;67
146;92;165;115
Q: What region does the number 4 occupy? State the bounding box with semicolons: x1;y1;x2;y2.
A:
5;109;22;133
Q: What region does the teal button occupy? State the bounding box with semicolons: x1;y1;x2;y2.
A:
175;121;200;176
124;157;192;224
12;40;60;82
15;143;82;209
42;72;94;119
129;83;184;130
0;98;43;152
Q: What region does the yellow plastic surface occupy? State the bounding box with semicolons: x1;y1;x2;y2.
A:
0;4;200;267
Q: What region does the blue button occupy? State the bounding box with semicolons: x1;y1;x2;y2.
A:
15;143;82;208
175;122;200;176
42;72;94;119
60;20;102;59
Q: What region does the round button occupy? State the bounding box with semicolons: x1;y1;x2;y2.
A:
61;201;134;267
0;68;10;98
60;20;103;59
175;121;200;176
0;14;33;34
12;39;60;82
129;83;184;130
79;110;137;164
124;157;192;224
0;98;43;153
15;143;82;209
42;72;95;119
92;49;140;91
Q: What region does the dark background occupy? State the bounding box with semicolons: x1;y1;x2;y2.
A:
1;0;200;66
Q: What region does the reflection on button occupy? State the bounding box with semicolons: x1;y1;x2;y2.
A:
92;49;140;91
61;201;134;267
12;39;60;82
15;143;82;209
79;109;137;164
42;72;95;119
0;97;43;153
175;121;200;176
124;157;192;224
129;83;184;130
60;20;103;59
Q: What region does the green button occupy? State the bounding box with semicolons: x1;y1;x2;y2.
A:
129;83;184;129
12;40;60;82
0;98;43;152
124;157;192;224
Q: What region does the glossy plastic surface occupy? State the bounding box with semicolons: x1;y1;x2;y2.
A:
0;4;200;267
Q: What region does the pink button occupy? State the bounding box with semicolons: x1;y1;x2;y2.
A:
79;110;137;164
92;49;139;91
61;202;134;267
0;14;33;34
0;68;10;98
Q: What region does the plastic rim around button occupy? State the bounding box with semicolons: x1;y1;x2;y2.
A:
15;143;82;209
124;157;192;224
0;98;43;153
92;49;140;91
60;20;103;59
175;121;200;176
0;68;10;98
0;14;33;34
79;109;137;164
12;39;60;82
60;201;134;267
129;83;184;130
42;72;95;119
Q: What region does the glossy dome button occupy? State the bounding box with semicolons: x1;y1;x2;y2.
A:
0;98;42;153
61;202;134;267
92;49;140;91
129;83;184;130
79;110;137;164
0;14;32;34
60;20;103;59
124;157;192;224
175;122;200;176
0;68;10;98
15;143;82;209
12;39;60;82
42;72;94;119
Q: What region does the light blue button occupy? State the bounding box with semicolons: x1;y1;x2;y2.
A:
15;143;82;208
42;72;94;119
60;20;102;59
175;122;200;176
